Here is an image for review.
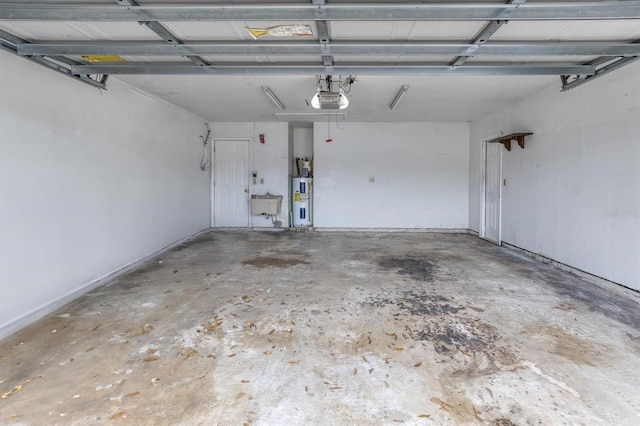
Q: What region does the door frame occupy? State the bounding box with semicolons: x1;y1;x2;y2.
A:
480;132;503;243
211;138;252;228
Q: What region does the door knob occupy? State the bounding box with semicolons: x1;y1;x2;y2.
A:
244;188;249;193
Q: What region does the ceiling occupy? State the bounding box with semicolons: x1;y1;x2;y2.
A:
1;1;639;123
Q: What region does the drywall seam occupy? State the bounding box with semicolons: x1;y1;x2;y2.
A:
502;241;640;305
0;228;212;341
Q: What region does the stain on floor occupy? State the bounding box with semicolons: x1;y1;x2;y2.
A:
1;231;639;425
378;256;439;281
242;256;310;268
523;322;608;367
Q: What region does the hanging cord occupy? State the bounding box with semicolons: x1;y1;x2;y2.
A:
338;75;356;94
200;124;211;171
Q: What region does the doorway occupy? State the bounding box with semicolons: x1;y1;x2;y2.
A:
482;139;503;245
213;139;250;227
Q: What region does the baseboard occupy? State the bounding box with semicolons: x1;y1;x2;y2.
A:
0;228;213;341
250;227;286;232
502;241;640;305
212;227;473;234
313;227;470;233
210;227;287;233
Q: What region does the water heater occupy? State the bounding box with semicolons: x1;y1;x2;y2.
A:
292;177;312;227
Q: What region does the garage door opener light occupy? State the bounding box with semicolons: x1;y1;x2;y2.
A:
310;75;355;110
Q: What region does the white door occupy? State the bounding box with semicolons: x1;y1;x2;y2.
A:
484;142;502;244
214;139;249;227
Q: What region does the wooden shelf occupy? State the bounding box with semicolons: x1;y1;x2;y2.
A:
489;132;533;151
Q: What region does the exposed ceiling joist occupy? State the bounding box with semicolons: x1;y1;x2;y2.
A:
562;56;640;90
0;28;106;89
451;0;527;67
71;63;595;76
2;2;640;22
450;20;507;66
117;0;209;66
2;1;638;98
18;41;640;58
561;39;640;90
316;20;333;67
313;0;333;67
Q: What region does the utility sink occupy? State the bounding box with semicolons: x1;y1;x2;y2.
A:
251;194;283;215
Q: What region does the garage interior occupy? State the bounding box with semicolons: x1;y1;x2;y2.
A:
1;1;639;424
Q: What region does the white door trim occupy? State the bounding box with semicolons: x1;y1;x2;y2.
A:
211;138;251;228
480;132;503;243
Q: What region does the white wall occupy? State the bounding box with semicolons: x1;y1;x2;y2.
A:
313;122;469;229
288;125;295;178
293;127;314;159
469;61;640;290
210;122;290;227
0;52;211;339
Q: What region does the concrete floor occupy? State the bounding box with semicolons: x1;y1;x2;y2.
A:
1;231;640;425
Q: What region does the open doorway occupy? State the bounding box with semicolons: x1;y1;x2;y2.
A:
481;135;503;245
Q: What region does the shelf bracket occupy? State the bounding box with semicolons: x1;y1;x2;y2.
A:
489;132;533;151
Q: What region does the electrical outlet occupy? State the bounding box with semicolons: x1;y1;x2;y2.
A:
369;177;375;183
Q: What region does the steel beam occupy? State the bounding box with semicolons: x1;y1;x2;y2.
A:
18;41;640;58
71;63;595;76
117;0;208;66
451;21;507;66
585;56;622;68
585;38;640;67
561;38;640;90
0;28;106;89
312;0;333;67
451;0;527;67
315;17;333;67
562;56;639;90
2;3;640;22
561;38;640;92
